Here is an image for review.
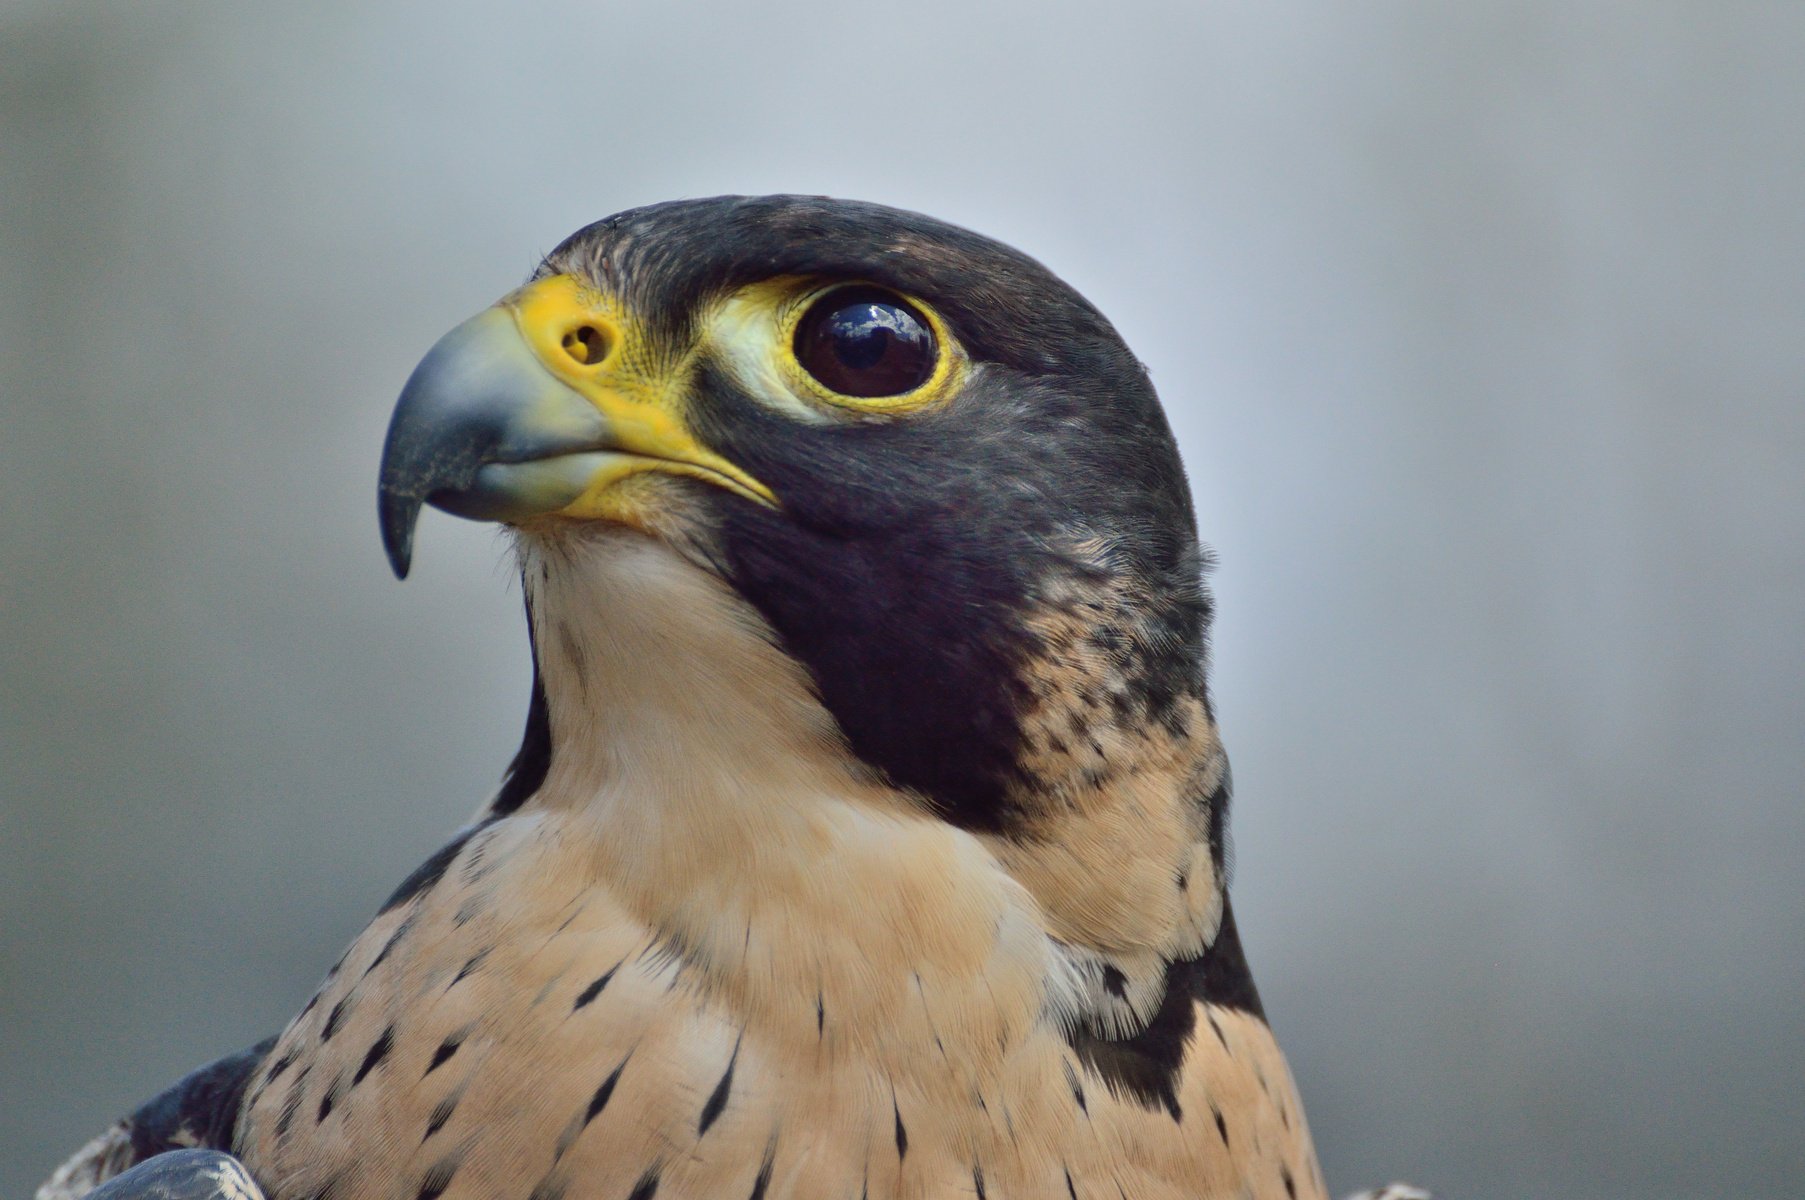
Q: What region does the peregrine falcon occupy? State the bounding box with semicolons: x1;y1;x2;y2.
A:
40;196;1422;1200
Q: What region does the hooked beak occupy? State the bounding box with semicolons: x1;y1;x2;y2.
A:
376;275;775;578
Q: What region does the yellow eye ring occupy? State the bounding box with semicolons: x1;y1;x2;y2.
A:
776;281;965;415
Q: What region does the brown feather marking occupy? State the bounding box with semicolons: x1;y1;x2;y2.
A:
414;1154;459;1200
423;1033;462;1077
351;1027;395;1087
422;1089;459;1143
226;534;1330;1200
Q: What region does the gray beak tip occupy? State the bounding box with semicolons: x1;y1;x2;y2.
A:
379;488;420;580
375;302;611;579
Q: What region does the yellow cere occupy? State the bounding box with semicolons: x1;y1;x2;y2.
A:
502;274;778;516
705;276;967;421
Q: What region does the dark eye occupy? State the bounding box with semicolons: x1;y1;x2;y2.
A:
793;287;938;398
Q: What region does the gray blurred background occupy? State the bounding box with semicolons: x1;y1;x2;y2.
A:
3;3;1801;1197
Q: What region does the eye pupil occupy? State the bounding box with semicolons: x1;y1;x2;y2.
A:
833;314;892;370
795;287;937;398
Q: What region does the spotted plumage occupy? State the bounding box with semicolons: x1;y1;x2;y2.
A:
40;196;1424;1200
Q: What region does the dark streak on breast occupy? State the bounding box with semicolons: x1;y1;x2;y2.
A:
626;1167;661;1200
1062;1059;1088;1114
528;1174;567;1200
573;962;622;1010
274;1065;311;1139
698;1039;740;1135
585;1058;630;1126
748;1152;775;1200
351;1026;395;1086
262;1048;298;1087
424;1091;458;1142
424;1033;463;1076
363;915;415;978
320;996;351;1042
306;1177;345;1200
416;1153;460;1200
450;948;490;988
316;1077;341;1123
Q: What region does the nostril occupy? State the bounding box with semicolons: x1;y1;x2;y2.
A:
559;325;609;366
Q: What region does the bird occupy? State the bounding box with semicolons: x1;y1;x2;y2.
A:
39;195;1425;1200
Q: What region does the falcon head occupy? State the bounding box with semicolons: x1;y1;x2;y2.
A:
378;196;1230;1018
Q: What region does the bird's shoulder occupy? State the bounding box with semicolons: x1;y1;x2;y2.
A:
38;1039;273;1200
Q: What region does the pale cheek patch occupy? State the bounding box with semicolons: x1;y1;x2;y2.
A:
702;284;830;425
